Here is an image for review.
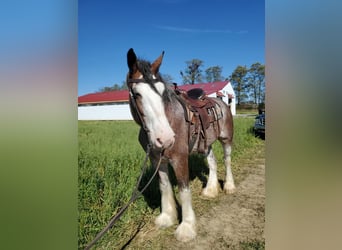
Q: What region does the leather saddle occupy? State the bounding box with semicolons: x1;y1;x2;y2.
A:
180;88;219;129
175;87;222;153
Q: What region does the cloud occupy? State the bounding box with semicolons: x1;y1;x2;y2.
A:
155;25;249;34
155;25;233;34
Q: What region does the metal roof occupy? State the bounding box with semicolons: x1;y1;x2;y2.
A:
78;81;231;104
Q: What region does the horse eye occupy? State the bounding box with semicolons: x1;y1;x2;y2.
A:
134;92;141;98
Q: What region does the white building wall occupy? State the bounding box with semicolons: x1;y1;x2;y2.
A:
78;104;133;120
78;82;236;120
208;85;236;116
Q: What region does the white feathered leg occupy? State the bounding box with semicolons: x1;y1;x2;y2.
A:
202;147;220;198
222;144;236;194
155;163;177;228
175;188;197;242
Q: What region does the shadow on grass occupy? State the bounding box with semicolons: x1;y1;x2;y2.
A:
189;153;209;187
138;153;210;210
137;164;161;209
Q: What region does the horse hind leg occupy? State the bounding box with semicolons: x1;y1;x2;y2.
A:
221;142;236;194
155;162;177;228
201;146;220;198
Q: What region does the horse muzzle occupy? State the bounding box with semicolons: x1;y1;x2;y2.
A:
153;133;175;150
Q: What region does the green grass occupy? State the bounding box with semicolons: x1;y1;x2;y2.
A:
78;121;148;249
78;117;262;249
236;108;259;114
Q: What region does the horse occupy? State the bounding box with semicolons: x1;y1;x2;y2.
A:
126;48;236;242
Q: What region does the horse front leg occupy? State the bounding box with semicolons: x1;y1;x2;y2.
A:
171;155;197;242
155;161;177;228
222;143;236;194
202;146;220;198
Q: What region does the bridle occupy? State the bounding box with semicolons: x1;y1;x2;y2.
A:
127;77;163;148
83;77;165;250
127;78;162;97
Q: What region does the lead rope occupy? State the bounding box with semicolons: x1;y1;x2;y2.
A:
84;144;163;250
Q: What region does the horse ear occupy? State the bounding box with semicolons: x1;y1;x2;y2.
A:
151;51;165;74
127;48;137;73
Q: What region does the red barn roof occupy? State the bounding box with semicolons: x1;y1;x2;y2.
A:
176;81;229;96
78;81;230;104
78;90;129;104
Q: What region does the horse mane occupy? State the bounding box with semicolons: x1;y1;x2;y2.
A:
136;58;175;104
137;59;158;84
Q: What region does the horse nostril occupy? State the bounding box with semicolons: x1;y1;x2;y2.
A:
156;138;163;146
155;137;174;149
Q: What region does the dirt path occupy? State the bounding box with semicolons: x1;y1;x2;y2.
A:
190;157;265;249
126;146;265;249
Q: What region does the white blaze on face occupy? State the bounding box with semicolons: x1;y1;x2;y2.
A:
154;81;165;95
134;81;175;149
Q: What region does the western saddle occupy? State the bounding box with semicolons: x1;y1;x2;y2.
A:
174;85;223;154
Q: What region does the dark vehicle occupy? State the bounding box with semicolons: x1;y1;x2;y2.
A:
254;109;265;138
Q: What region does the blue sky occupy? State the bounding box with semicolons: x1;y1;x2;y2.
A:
78;0;264;96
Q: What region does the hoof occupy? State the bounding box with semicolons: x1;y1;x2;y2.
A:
223;183;236;194
155;213;177;229
201;185;219;198
175;222;197;242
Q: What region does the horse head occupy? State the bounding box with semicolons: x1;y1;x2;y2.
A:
126;48;175;150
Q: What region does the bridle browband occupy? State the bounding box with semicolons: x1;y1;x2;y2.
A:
127;78;161;91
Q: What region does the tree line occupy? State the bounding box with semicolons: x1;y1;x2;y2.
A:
98;59;265;105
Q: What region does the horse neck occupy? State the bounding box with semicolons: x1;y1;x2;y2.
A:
163;90;186;124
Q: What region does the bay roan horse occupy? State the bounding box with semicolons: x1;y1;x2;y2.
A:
126;48;236;242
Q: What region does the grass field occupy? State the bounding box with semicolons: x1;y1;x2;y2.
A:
78;117;262;249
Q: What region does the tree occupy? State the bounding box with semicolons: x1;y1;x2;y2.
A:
161;73;174;85
120;81;128;90
205;66;223;82
98;83;120;92
230;65;248;105
98;83;127;92
180;59;204;84
246;62;265;104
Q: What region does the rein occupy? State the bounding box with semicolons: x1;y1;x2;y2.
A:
129;86;150;136
127;77;161;145
84;146;163;250
84;78;164;249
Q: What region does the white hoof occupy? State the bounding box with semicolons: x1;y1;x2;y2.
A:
175;222;197;242
201;184;219;198
223;182;236;194
155;213;177;228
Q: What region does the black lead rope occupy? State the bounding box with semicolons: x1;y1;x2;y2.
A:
84;79;163;249
84;145;163;250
